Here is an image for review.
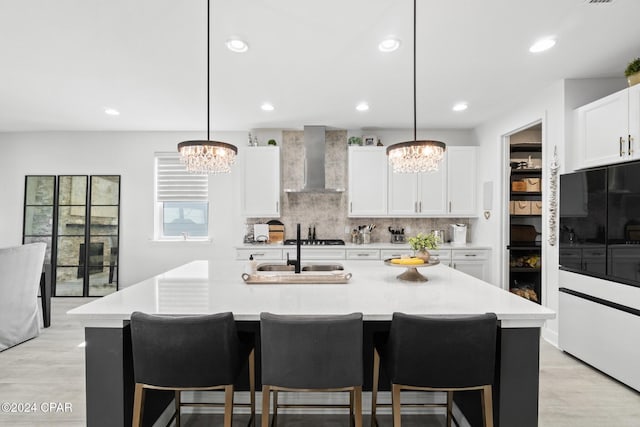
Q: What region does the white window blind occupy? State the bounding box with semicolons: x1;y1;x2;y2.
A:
155;153;208;202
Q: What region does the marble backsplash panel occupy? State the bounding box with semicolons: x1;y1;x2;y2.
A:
247;129;473;244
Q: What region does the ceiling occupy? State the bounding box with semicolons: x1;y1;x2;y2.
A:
1;0;639;132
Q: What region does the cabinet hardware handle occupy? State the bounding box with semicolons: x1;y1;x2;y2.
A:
391;254;401;257
276;201;279;213
252;253;265;256
464;254;477;257
449;201;452;212
419;201;422;212
414;201;418;213
629;135;633;156
357;253;369;257
620;137;624;157
350;202;352;213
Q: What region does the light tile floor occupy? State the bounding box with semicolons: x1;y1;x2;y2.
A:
0;298;639;426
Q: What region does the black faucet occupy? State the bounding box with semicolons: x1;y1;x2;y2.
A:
286;223;302;273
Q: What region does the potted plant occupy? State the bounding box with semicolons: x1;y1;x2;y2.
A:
267;139;277;146
408;232;441;262
625;57;640;87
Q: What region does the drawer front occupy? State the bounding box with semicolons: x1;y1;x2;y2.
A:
283;248;346;260
428;249;451;261
451;249;488;260
346;249;380;260
380;249;414;260
236;249;282;261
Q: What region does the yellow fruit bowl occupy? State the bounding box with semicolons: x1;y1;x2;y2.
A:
383;258;440;282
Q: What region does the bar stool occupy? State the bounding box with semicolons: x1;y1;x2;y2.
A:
260;312;363;427
130;311;255;427
371;312;498;427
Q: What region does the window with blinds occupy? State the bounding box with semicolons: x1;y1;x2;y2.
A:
155;153;209;239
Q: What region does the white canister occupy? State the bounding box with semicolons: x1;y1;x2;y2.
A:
450;224;467;246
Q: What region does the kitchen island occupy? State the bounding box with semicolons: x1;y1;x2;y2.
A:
69;260;554;427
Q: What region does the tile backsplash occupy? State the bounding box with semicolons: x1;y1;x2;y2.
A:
246;129;473;243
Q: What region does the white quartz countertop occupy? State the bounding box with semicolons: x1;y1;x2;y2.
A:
69;260;553;328
237;243;492;250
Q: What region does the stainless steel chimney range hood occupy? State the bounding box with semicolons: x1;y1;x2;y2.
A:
284;125;346;193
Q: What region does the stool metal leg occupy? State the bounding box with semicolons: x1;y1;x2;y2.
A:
446;391;453;427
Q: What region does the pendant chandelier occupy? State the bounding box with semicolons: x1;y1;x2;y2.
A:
178;0;237;174
386;0;445;173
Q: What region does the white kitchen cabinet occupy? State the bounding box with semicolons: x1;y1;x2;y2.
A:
380;248;414;260
348;147;388;217
576;85;640;168
346;248;380;260
387;154;447;216
447;147;477;215
241;147;280;217
283;248;346;260
235;248;282;261
387;147;476;217
450;249;490;281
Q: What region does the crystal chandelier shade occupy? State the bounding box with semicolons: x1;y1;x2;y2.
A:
177;0;237;174
387;140;446;173
178;140;238;174
386;0;446;173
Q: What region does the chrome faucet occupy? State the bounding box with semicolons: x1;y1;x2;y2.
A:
286;223;302;273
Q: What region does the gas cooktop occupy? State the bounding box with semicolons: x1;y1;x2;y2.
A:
284;239;345;246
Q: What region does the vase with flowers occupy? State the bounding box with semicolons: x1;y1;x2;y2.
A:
408;232;441;263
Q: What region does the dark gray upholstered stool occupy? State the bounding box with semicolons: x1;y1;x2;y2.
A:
130;311;255;427
372;312;498;427
260;312;363;427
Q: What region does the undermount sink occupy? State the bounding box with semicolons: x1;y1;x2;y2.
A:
256;263;344;272
256;264;294;272
301;264;344;271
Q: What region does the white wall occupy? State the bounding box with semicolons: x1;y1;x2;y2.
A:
473;77;627;345
0;131;246;286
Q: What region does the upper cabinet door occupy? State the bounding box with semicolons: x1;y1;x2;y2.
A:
577;89;630;168
348;147;387;217
242;147;280;217
387;167;419;216
447;147;477;215
629;84;640;160
416;152;447;215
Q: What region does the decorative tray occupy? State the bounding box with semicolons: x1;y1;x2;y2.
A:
242;272;352;285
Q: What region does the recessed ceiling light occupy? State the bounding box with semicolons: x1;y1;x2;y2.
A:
261;102;274;111
452;102;468;112
226;38;249;53
529;38;556;53
378;37;401;53
356;102;369;112
104;108;120;116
